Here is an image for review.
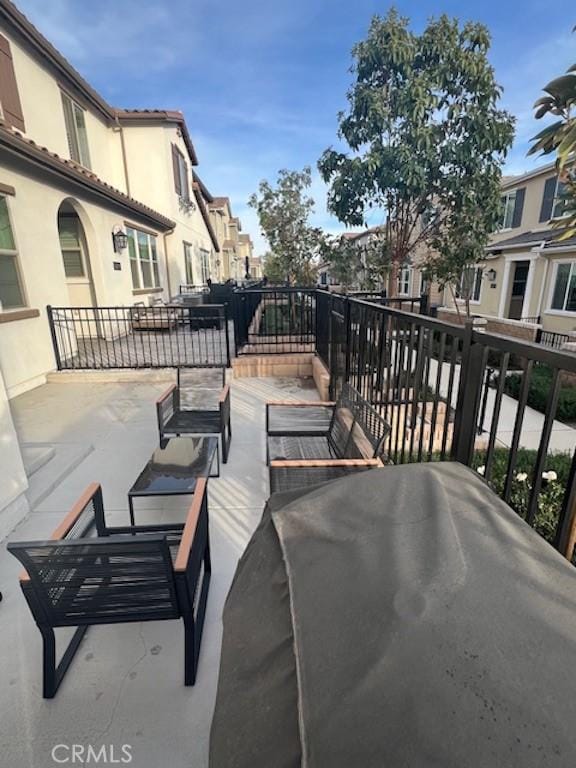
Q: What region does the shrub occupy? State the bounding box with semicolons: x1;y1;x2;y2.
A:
471;448;573;544
500;363;576;423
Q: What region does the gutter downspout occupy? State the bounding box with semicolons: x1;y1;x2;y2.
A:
113;110;131;198
163;229;175;299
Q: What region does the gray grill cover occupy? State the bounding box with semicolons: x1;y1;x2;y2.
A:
210;462;576;767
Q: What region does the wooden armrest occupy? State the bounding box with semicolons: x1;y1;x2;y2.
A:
20;482;102;583
156;383;177;405
174;478;207;573
266;400;336;407
270;459;383;468
218;383;230;404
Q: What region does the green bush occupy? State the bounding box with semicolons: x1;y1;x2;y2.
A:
470;448;573;544
501;363;576;423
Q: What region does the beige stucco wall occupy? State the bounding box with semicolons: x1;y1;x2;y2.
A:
0;364;29;538
5;26;126;193
0;166;170;396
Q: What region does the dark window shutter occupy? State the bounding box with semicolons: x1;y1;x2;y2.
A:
171;144;181;195
0;35;25;131
539;176;557;222
182;159;189;200
511;187;525;228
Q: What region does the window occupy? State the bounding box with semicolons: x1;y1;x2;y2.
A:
171;145;189;200
199;248;210;284
61;92;91;168
0;35;25;131
553;180;570;220
58;214;85;278
500;190;517;229
0;196;25;309
397;265;412;296
550;262;576;313
183;242;194;285
456;266;482;303
126;227;160;290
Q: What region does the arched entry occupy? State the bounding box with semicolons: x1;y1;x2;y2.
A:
57;200;96;308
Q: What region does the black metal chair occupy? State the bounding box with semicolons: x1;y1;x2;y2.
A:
156;368;231;463
7;479;210;698
266;383;390;493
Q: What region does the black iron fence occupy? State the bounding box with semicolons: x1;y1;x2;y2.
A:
47;304;230;369
232;288;316;354
315;293;576;561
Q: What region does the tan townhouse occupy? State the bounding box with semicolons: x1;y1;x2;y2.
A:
208;198;249;281
0;0;224;401
444;162;576;339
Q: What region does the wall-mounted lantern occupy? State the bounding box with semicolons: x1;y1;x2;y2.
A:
485;268;497;283
112;226;129;253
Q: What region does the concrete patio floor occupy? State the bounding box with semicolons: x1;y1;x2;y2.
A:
0;375;318;768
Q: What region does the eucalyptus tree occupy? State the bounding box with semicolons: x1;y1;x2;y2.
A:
318;10;515;298
528;28;576;240
248;167;322;286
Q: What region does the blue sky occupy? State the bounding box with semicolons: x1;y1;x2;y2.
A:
16;0;576;254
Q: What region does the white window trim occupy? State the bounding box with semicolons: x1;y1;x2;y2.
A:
0;195;27;311
455;266;483;306
126;226;161;290
497;252;539;319
499;189;517;231
552;178;571;221
397;265;412;296
61;91;91;169
183;242;194;285
544;258;576;316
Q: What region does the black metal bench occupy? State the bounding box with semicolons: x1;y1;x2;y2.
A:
157;367;232;463
266;383;390;492
7;479;211;698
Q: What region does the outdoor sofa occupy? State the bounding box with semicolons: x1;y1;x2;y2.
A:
130;300;179;331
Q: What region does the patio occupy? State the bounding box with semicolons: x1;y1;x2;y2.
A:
0;375;317;768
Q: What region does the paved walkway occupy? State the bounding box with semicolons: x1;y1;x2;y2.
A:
0;376;317;768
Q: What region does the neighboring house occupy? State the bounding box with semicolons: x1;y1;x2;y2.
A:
446;161;576;337
0;0;229;399
207;199;248;281
319;227;444;305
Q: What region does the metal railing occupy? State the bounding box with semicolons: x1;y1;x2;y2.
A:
536;328;571;350
316;294;576;560
232;288;316;354
47;304;230;369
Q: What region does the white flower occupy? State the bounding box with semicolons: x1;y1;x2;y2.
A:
542;470;557;482
477;465;485;476
516;472;528;483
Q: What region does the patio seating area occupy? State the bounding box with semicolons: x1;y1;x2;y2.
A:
0;374;317;768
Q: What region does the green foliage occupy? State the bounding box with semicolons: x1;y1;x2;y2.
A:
318;10;515;298
248;168;322;286
500;364;576;422
319;235;382;289
528;29;576;240
470;448;573;544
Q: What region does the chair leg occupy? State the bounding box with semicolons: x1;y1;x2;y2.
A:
183;618;197;686
40;624;88;698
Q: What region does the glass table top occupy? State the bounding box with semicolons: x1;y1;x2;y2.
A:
129;436;218;496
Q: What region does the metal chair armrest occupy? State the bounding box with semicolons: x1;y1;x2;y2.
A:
174;478;208;574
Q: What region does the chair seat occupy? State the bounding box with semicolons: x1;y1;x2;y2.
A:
267;405;333;436
268;435;337;462
164;410;220;434
270;463;376;493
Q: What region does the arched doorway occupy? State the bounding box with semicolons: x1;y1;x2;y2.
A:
57;200;96;308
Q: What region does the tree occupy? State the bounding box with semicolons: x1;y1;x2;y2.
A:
319;232;386;290
318;10;515;299
528;27;576;240
248;167;322;286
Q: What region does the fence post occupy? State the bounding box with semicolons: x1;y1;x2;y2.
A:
224;302;231;367
46;305;62;371
419;293;429;316
344;297;351;386
451;319;485;465
555;450;576;560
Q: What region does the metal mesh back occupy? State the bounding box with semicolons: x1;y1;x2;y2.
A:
337;383;390;459
10;536;180;627
270;463;376;493
63;493;100;539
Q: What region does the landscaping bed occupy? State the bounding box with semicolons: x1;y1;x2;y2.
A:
499;363;576;423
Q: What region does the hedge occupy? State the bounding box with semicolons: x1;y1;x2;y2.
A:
501;363;576;423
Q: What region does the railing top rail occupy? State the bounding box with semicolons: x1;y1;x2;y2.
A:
48;304;226;311
475;329;576;372
346;296;467;336
233;286;317;294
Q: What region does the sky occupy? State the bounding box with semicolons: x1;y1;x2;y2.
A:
15;0;576;255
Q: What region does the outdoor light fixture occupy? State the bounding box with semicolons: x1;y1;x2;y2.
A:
112;227;129;253
485;268;497;283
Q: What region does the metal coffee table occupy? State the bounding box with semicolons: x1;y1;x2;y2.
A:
128;436;219;525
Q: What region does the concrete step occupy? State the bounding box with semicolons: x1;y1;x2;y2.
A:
25;442;94;509
21;443;56;478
